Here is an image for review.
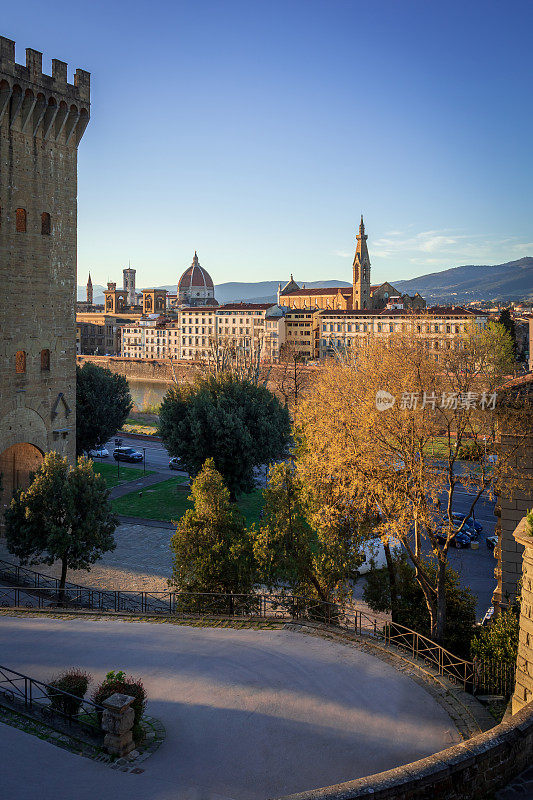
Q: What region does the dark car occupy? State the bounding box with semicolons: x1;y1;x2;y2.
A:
113;447;143;463
169;457;182;470
452;513;483;534
486;535;498;551
435;528;471;549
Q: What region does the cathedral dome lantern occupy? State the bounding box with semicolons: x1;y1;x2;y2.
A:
178;252;217;306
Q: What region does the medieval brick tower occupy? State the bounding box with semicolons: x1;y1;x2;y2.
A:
87;272;93;304
0;36;90;509
123;266;136;306
352;216;371;310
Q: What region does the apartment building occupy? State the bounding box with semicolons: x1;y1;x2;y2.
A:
76;312;139;355
120;303;286;362
284;310;318;360
180;307;217;359
121;316;180;360
318;307;488;359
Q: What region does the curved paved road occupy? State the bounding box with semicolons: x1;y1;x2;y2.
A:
0;617;460;800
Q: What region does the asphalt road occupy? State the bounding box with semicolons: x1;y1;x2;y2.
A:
0;617;460;800
100;437;497;620
103;434;175;475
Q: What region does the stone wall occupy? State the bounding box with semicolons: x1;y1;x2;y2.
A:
76;354;318;401
493;393;533;609
512;517;533;714
0;37;90;509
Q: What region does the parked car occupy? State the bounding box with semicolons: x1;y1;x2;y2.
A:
169;456;183;470
88;447;109;458
486;535;498;550
113;447;143;463
435;528;471;548
451;512;483;534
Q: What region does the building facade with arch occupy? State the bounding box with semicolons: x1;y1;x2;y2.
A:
0;36;90;510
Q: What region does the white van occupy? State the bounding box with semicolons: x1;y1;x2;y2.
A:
357;536;402;575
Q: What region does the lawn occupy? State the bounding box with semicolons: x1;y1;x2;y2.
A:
112;478;264;525
91;460;154;489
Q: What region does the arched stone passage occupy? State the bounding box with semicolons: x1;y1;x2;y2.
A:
0;442;43;512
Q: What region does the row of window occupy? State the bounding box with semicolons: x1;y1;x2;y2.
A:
322;322;464;334
15;349;50;373
0;208;51;235
322;338;457;351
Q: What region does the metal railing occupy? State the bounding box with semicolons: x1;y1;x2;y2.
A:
384;622;475;690
0;558;514;696
0;663;105;741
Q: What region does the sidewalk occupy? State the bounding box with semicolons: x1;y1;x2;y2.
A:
109;471;168;500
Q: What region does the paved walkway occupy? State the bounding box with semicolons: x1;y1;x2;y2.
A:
108;471;172;500
0;522;173;592
0;615;460;800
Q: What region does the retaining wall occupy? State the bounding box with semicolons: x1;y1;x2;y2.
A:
275;700;533;800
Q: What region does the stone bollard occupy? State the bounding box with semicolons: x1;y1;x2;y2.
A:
100;693;136;757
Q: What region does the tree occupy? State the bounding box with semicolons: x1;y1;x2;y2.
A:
76;363;132;455
498;309;517;357
169;459;255;597
199;335;271;386
4;452;117;595
253;461;371;607
159;373;291;500
471;608;519;664
363;552;476;657
296;322;528;643
272;342;311;409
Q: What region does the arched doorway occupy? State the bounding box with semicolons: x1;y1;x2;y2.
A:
0;443;43;514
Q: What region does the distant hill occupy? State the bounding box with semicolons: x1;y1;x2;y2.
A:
77;284;106;304
77;258;533;308
393;257;533;303
77;279;350;306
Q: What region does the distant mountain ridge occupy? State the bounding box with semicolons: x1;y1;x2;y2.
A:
393;257;533;303
77;258;533;306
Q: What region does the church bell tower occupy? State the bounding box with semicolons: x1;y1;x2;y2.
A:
352;216;371;310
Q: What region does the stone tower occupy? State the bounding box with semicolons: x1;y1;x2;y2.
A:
352;216;371;310
87;272;93;304
0;36;90;509
123;266;136;306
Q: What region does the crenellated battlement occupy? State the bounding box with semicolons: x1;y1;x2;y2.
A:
0;35;90;146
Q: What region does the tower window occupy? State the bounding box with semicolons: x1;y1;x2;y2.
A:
41;212;51;235
15;351;26;373
40;349;50;371
16;208;27;233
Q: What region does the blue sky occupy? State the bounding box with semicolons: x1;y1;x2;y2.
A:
4;0;533;288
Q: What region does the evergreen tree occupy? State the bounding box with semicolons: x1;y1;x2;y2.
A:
169;459;255;599
76;363;132;455
159;374;291;500
253;462;368;606
4;452;117;595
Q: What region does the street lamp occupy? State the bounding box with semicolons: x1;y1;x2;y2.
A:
115;437;122;480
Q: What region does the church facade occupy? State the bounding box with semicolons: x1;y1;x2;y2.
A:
277;218;425;312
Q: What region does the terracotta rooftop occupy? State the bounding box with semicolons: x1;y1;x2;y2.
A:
217;302;276;311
